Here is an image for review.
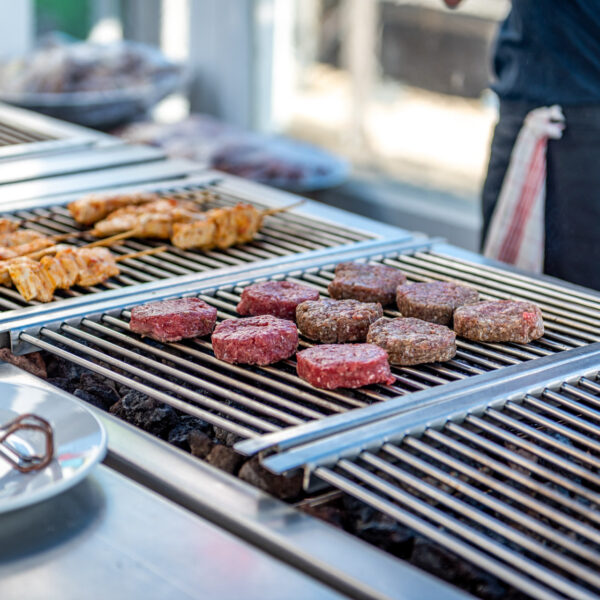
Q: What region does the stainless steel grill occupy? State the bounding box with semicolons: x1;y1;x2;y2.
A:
0;181;373;315
309;360;600;600
0;121;53;146
19;244;600;444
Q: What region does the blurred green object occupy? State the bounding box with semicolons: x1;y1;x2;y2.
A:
35;0;92;40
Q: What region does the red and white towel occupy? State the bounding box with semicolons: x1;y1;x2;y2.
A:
483;105;565;273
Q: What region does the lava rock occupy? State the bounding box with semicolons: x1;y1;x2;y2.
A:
44;354;86;382
189;430;214;459
213;426;242;447
77;373;119;410
168;415;212;450
47;377;78;394
110;391;177;438
205;445;244;474
0;349;47;378
238;455;303;500
410;538;522;600
353;513;414;559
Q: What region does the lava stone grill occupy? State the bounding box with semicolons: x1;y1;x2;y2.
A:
7;240;600;600
0;180;375;315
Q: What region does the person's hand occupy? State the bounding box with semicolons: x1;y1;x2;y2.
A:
443;0;463;7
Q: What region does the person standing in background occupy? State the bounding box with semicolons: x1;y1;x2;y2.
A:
444;0;600;290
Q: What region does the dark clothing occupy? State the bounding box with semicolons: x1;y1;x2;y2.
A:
482;101;600;290
493;1;600;105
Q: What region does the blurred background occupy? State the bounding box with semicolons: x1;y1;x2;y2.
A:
0;0;510;251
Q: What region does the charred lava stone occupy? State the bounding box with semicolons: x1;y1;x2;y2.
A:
189;430;214;459
410;538;526;600
75;373;119;410
110;391;177;438
205;445;244;474
168;415;212;450
238;456;303;501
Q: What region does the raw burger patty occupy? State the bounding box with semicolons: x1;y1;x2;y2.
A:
328;262;407;305
211;315;298;365
396;281;479;325
130;297;217;342
453;300;544;343
296;298;383;343
367;317;456;365
296;344;395;389
236;280;319;320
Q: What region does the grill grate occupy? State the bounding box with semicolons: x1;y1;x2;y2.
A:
314;369;600;600
0;121;54;146
0;183;372;313
21;247;600;441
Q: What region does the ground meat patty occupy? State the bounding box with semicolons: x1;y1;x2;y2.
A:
328;262;407;305
367;317;456;365
396;281;479;325
211;315;298;365
130;297;217;342
453;300;544;343
296;344;395;389
236;280;320;320
296;298;383;343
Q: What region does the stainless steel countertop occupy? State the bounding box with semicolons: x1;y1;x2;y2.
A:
0;464;348;600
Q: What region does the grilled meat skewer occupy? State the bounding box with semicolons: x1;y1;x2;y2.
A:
68;191;164;225
91;198;203;238
7;245;165;303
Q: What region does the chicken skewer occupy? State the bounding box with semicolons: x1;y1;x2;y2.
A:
0;229;141;288
0;228;86;260
171;201;305;250
91;198;204;238
7;245;166;303
68;190;211;226
91;200;305;250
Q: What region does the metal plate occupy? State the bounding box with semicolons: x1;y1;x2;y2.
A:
0;370;106;513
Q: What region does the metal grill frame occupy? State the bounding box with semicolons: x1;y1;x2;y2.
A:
0;102;115;160
0;173;414;336
9;237;600;452
271;345;600;600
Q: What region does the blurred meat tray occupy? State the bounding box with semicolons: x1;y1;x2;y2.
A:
118;114;349;193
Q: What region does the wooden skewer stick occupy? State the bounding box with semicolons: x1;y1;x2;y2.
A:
49;231;87;243
261;199;306;217
85;228;141;248
0;229;141;270
115;245;167;262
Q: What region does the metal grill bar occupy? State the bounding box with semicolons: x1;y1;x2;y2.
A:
0;182;373;313
304;368;600;600
0;121;53;146
21;243;600;461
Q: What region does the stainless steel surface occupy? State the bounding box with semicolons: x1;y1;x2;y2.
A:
0;465;349;600
0;158;203;204
0;364;470;600
0;102;116;160
309;357;600;600
0;144;164;185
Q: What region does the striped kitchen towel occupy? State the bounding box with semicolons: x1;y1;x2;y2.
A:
483;105;565;273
